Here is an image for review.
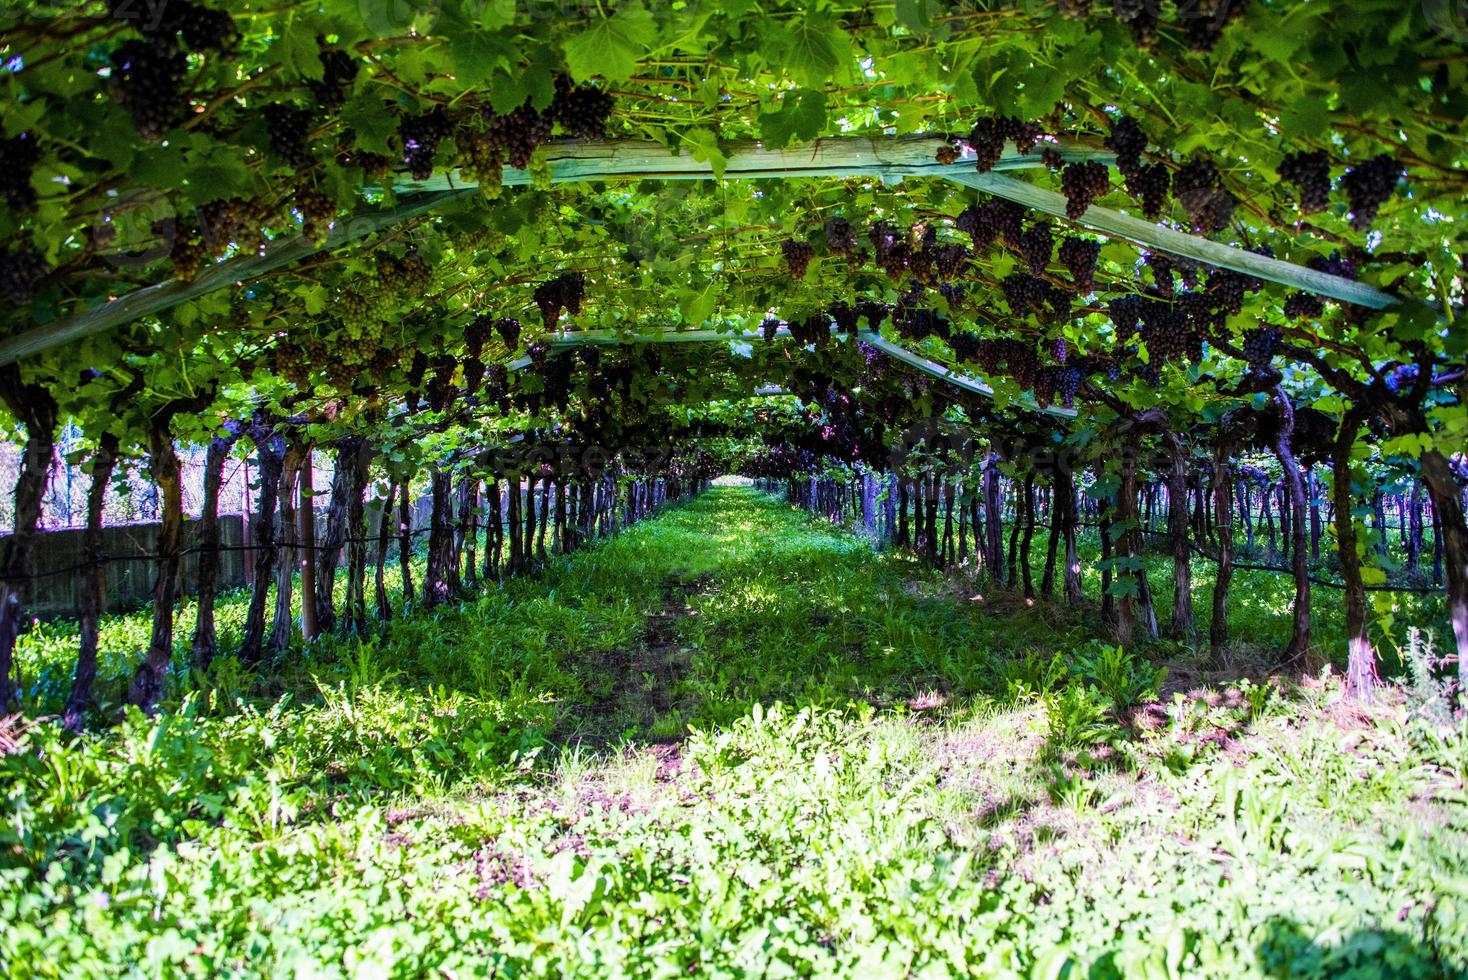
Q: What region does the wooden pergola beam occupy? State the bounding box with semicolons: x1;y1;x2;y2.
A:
506;324;1074;420
392;135;1109;192
0;135;1400;368
0;190;474;368
945;171;1394;309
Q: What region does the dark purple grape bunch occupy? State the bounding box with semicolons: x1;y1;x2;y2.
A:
1241;327;1281;368
3;133;41;212
1278;150;1330;215
1058;237;1100;293
781;239;816;278
1173;158;1237;234
109;37;189;139
955;198;1024;252
967;115;1046;172
398;107;454;180
1018;222;1054;275
1342;154;1401;231
1061;161;1110;219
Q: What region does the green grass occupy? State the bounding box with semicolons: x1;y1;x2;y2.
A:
3;487;1465;977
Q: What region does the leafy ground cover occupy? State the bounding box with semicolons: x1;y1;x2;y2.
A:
3;488;1465;977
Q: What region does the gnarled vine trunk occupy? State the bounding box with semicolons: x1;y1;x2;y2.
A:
191;427;238;670
63;433;119;731
1164;431;1194;644
1333;410;1375;701
239;425;286;665
268;442;307;654
0;365;59;709
1272;389;1311;669
127;420;185;713
374;482;397;622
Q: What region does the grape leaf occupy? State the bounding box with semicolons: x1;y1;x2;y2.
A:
276;22;325;81
451;30;515;87
343;92;398;155
776;15;849;89
758;90;828;149
684;128;727;178
563;2;656;83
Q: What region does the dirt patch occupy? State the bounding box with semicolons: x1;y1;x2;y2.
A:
571;573;716;744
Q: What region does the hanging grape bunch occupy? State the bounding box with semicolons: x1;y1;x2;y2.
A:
939;282;966;309
1058;237;1100;293
1241;328;1282;368
1041;147;1065;171
1143;252;1176;298
404;351;429;411
197;197;270;258
1056;366;1083;408
425;355;458;413
1176;291;1220;337
1278;150;1330;215
534;281;564;329
557;272;586;315
761;317;782;342
1001;273;1066;319
1341;154;1401;230
108;38;188;139
293;189;337;245
0;247;47;305
265;104;315;167
1282;292;1324;320
1125;163;1171;220
465;314;495;358
552;76;616;140
1108;294;1148;342
1061;161;1110;219
869;223;910;280
483;363;510;409
828;302;859;334
966;115;1046;172
1173;158;1237;233
398;108;454;181
955;199;1024;252
495;316;522;349
1035;366;1062;407
857;300;889;328
1178;0;1248;52
908;245;937;285
1384;363;1421;396
487;103;554;170
3;133;40;212
309;44;360;108
1113;0;1161;47
948;331;982;362
108;0;239;49
781;239;816;278
1140;303;1191;363
1307;251;1358;280
1018;222;1054;274
338;289;375;337
931;243;969;280
1105;116;1148;178
824;217;861;266
1205;267;1249;317
377;251;432;301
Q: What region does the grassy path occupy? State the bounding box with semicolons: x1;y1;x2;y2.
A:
3;488;1465;977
